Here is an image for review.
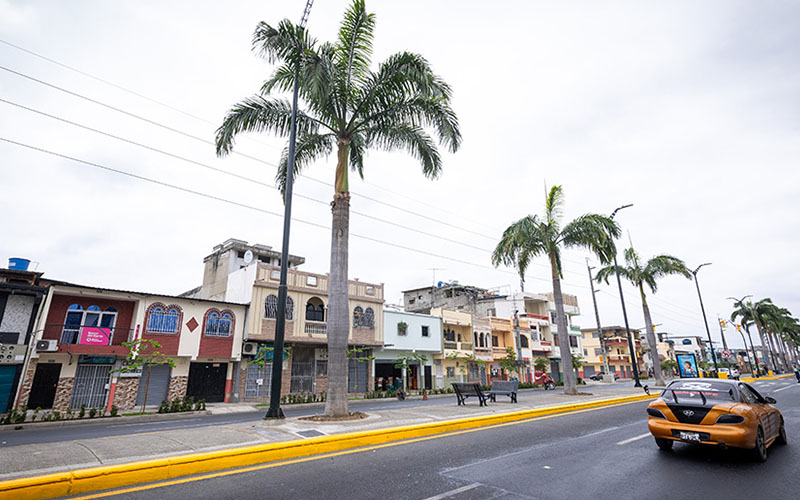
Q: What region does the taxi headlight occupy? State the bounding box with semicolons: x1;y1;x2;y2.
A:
647;408;666;419
715;414;745;424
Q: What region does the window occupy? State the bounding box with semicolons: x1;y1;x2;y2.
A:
446;366;455;378
204;309;234;337
421;325;430;337
583;349;588;356
306;275;317;286
594;348;603;356
264;295;293;320
468;362;480;380
520;335;530;348
592;332;600;338
473;332;478;345
316;360;328;377
306;298;325;322
569;336;578;348
270;269;280;280
146;303;181;334
409;298;415;304
365;286;375;296
444;329;455;342
362;308;375;328
353;306;363;327
61;304;117;344
492;335;499;347
488;308;496;317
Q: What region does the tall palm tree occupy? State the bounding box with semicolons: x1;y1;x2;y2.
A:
491;186;620;395
730;298;779;372
595;248;691;386
215;0;461;417
761;303;799;369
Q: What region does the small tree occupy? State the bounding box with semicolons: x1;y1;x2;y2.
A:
534;357;550;373
393;351;427;391
661;359;677;376
571;353;584;379
498;346;520;380
113;339;176;414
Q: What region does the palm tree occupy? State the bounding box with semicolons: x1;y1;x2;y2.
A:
491;186;619;395
731;298;781;373
761;303;799;369
215;1;460;417
595;248;691;386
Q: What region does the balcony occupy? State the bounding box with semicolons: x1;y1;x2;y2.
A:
474;346;493;361
305;322;326;335
46;324;132;355
570;325;581;332
530;340;552;353
443;341;458;350
459;342;473;351
492;346;509;357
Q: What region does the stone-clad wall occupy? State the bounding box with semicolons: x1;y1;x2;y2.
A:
114;378;140;411
52;377;74;411
167;376;188;401
15;359;37;409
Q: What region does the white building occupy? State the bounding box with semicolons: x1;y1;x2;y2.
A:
374;309;442;391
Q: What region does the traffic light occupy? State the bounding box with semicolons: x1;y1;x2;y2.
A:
736;324;742;332
719;319;727;329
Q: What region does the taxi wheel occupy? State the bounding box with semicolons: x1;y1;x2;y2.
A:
655;438;673;451
752;427;768;462
776;419;787;446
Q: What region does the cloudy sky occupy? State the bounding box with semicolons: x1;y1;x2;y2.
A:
2;0;798;349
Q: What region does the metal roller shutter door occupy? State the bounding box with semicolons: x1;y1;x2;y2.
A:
136;364;172;406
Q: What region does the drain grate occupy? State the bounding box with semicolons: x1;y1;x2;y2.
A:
296;429;325;438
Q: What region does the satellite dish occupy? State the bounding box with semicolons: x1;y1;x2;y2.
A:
243;250;254;265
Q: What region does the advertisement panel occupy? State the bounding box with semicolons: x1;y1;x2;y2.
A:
79;327;112;345
676;353;698;378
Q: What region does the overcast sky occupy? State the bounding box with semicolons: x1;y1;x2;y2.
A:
2;0;798;349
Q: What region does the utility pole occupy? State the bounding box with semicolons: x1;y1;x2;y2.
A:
512;293;525;382
586;259;612;381
691;263;718;376
716;315;729;351
609;204;641;387
265;0;314;420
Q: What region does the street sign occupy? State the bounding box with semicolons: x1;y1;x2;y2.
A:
721;350;731;359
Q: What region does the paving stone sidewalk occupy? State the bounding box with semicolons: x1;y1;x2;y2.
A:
0;386;648;481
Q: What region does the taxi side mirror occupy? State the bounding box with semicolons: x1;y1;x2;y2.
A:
765;396;777;404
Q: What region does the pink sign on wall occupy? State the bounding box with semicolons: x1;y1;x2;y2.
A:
79;327;112;345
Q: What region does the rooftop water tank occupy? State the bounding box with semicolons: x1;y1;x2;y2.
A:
8;258;31;271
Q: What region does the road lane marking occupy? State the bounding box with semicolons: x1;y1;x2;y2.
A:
774;384;798;393
421;482;481;500
66;399;651;500
616;432;651;445
109;419;193;427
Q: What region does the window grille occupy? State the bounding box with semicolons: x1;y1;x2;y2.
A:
265;295;293;320
147;306;180;333
352;306;363;327
205;311;233;337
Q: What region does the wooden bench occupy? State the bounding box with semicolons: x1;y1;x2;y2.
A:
486;380;519;403
452;382;488;406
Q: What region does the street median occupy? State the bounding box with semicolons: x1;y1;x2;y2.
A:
0;392;655;500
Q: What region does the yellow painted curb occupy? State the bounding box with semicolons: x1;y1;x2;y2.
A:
0;393;655;500
740;374;794;383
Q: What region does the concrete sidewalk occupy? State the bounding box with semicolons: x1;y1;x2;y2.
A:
0;386;648;481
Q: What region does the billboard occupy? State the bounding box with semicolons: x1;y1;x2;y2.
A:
676;353;698;378
79;327;112;345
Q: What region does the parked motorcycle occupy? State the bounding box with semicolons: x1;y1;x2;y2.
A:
535;372;557;390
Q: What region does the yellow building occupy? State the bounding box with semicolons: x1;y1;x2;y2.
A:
431;308;479;385
580;326;644;379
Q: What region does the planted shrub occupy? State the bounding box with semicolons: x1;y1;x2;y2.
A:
78;404;86;419
110;405;119;417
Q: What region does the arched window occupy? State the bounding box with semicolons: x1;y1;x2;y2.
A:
306;297;324;322
444;328;455;342
353;306;364;327
205;309;234;337
363;308;375;328
265;295;293;320
473;332;478;345
264;295;278;319
520;335;530;348
146;303;181;334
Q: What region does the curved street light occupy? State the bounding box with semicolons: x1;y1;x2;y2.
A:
727;295;760;378
691;263;718;375
609;204;640;387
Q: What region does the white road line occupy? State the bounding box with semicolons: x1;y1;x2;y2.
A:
421;483;481;500
774;384;799;393
616;433;651;445
109;418;194;427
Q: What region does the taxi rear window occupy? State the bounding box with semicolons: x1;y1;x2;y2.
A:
663;381;737;402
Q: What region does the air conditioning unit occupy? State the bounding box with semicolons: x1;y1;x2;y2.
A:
242;341;260;356
36;339;59;352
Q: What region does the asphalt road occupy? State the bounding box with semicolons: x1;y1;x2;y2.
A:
69;379;800;500
0;382;631;447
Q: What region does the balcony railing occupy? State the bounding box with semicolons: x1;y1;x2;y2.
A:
492;347;508;356
443;341;458;350
49;324;132;346
459;342;473;351
305;322;326;335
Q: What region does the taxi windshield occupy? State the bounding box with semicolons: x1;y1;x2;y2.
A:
662;380;737;403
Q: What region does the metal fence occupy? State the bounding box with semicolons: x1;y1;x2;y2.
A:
70;364;112;409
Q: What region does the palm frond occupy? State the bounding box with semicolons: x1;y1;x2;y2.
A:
334;0;375;112
642;255;692;293
594;264;635;285
275;132;335;195
215;96;320;156
544;185;564;225
252;19;313;65
363;124;441;178
349;132;365;179
491;215;547;287
559;214;620;264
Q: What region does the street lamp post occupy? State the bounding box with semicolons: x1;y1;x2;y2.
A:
732;322;756;376
265;0;314;420
586;259;612;381
609;204;641;387
691;263;718;376
728;295;760;378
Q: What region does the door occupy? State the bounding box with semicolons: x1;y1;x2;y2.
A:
70;364;112;409
290;347;314;393
0;366;17;413
27;363;61;409
186;363;228;403
136;364;172;407
244;362;272;400
348;358;368;393
424;365;432;390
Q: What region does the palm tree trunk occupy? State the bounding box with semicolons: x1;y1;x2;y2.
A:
755;323;777;373
550;252;577;395
324;140;351;418
638;285;665;386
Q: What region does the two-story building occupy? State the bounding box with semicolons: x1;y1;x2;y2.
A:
431;308;478;386
17;281;246;412
374;308;442;391
580;326;644;379
1;260;48;413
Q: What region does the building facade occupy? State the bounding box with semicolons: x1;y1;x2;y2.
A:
374;309;442;391
580;326;644;379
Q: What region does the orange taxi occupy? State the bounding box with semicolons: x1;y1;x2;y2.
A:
647;378;786;461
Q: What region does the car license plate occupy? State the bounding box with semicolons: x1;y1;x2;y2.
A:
679;431;701;442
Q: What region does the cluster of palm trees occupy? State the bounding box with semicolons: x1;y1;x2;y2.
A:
491;186;693;393
730;297;800;374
